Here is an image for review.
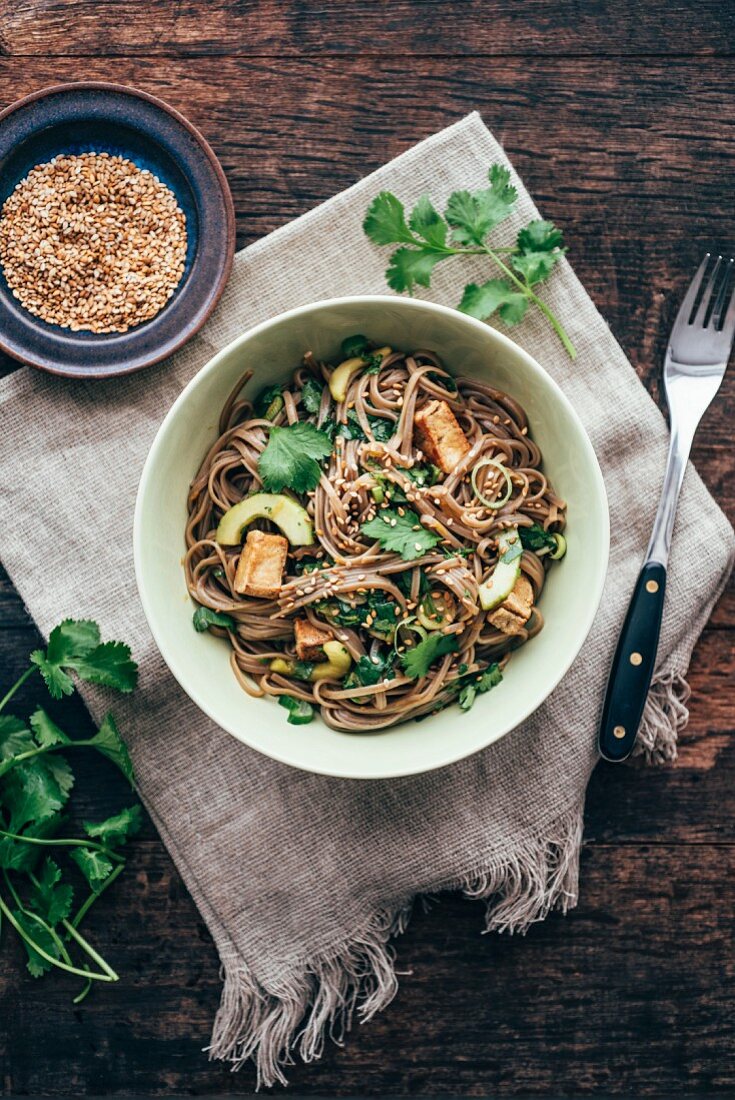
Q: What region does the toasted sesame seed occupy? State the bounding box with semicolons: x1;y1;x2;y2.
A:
0;152;187;333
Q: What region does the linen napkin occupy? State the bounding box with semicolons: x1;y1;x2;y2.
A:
0;113;732;1087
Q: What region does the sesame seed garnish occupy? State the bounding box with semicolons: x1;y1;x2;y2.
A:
0;152;186;333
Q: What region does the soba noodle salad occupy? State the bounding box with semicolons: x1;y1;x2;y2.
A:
185;336;567;730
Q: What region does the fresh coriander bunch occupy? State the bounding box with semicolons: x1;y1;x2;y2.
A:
0;619;140;1002
363;164;576;359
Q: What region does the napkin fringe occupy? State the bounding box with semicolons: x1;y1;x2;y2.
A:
208;806;584;1087
634;669;691;765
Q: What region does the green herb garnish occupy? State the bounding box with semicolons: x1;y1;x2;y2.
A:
254;384;285;421
258;422;333;493
29;620;137;700
192;607;236;633
401;632;458;679
343;652;395;692
301;376;325;415
456;662;503;712
278;696;315;725
363;165;574;359
361;509;441;562
519;523;558;553
0;619;141;1000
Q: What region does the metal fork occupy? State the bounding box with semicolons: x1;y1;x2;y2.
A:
599;254;735;761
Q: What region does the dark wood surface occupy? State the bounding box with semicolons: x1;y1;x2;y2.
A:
1;3;734;1095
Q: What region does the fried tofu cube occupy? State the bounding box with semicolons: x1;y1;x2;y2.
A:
414;399;470;474
488;575;534;637
233;530;288;599
294;618;334;662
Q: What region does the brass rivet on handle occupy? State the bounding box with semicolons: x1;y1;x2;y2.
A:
630;652;643;666
646;579;659;594
613;725;626;739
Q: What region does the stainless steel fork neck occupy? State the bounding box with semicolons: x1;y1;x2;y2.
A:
644;351;726;567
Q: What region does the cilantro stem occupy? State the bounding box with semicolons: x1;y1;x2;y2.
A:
482;247;577;360
3;870;74;968
0;736;114;780
69;863;124;931
0;666;35;713
0;828;124;864
62;917;118;980
73;977;93;1005
0;890;116;982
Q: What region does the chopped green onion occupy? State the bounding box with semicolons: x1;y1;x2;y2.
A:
550;533;567;560
471;457;513;510
264;394;284;420
371;484;385;504
278;695;315;724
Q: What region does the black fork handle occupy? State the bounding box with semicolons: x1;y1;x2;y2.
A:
598;561;667;762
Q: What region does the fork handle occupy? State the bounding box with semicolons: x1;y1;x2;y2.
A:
598;562;666;762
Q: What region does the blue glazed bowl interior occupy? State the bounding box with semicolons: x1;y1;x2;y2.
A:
0;119;199;340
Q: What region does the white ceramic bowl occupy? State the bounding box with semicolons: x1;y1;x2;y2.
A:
134;296;609;779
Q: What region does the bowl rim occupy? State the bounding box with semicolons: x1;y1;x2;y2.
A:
134;294;610;779
0;81;235;379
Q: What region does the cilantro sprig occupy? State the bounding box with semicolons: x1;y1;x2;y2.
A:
363;164;575;359
0;619;141;1000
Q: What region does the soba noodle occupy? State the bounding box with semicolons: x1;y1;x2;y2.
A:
185;344;567;731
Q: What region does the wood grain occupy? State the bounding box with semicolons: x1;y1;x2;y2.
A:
1;1;734;58
0;10;733;1097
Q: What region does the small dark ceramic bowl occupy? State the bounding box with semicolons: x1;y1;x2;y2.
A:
0;82;235;378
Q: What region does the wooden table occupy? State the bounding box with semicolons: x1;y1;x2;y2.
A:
1;3;733;1095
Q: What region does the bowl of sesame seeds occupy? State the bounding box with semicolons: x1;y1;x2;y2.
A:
0;82;235;378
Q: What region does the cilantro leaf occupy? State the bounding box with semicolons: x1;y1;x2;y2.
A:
29;708;70;749
83;805;143;849
46;620;100;664
363;192;417;246
301;376;326;414
192;606;236;633
0;756;73;832
13;908;61;977
72;641;137;693
277;696;315;725
70;847;115;893
459;279;528;325
0;813;63;873
408;195;448;249
457;662;503;712
511;250;562;287
340;334;369;358
87;714;134;786
0;715;35;761
335;410;395;443
517;219;564;254
29;857;74;926
361;509;441;561
343;652;395;693
30;620;138;698
30;651;74;699
519;523;558;553
445;165;517;246
386;246;445;294
258;422;333;493
401;632;458;680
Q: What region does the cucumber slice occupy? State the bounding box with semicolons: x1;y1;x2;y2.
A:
216;492;314;547
478;527;522;611
328;346;391;402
